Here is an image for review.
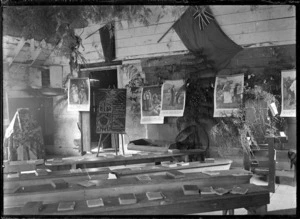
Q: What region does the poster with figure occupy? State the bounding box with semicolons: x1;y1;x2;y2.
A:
214;74;244;117
280;70;296;117
95;89;127;133
68;78;90;111
161;79;186;117
141;86;164;124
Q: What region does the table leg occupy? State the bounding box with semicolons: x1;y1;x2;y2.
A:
246;205;267;215
222;209;234;215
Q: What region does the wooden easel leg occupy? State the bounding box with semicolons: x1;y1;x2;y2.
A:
121;134;125;155
96;134;102;157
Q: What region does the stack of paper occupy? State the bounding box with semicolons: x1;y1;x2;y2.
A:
51;179;69;189
199;187;214;195
211;187;231;196
230;186;248;195
57;201;76;211
182;185;199;195
35;169;48;176
7;172;20;178
146;192;164;200
136;174;151;181
86;198;104;208
166;170;185;179
21;201;43;214
77;180;96;188
118;193;137;205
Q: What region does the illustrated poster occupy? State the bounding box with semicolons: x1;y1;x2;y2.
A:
280;70;296;117
161;79;186;117
141;86;164;124
214;74;244;117
68;77;90;111
95;89;126;133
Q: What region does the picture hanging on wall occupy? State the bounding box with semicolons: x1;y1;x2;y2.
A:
161;79;186;117
213;74;244;117
68;77;90;111
280;69;296;117
141;86;164;124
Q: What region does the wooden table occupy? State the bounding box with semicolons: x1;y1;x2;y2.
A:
4;184;269;215
4;169;252;208
44;150;206;170
3;159;232;186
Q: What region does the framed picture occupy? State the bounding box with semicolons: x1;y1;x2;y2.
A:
68;77;90;111
161;79;186;117
280;69;296;117
214;74;244;117
141;86;164;124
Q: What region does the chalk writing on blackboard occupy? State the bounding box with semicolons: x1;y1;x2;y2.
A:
95;89;126;133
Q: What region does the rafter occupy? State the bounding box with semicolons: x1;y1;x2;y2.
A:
8;37;26;66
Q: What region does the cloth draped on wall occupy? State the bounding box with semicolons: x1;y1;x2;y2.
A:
99;23;116;62
3;108;45;161
173;6;243;70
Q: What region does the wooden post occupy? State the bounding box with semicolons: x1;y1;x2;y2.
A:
266;137;276;193
81;112;91;152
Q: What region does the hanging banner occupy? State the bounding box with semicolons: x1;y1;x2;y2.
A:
161;79;186;117
95;89;127;133
214;74;244;117
280;69;296;117
141;86;164;124
68;77;90;111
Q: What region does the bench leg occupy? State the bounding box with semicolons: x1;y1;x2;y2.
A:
222;209;234;215
246;205;267;215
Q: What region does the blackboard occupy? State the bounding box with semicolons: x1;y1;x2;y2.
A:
95;89;126;134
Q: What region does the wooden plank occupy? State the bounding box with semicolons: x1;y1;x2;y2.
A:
4;184;269;215
221;17;295;36
115;22;174;40
3;170;252;208
9;37;26;66
116;30;181;49
46;152;206;170
230;29;296;46
114;6;185;30
114;159;234;177
210;5;279;16
215;5;295;26
116;41;187;59
81;112;91;152
266;137;276;193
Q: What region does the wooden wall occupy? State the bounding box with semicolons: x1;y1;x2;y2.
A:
113;5;295;60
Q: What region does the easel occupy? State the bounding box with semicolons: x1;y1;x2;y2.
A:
96;133;125;157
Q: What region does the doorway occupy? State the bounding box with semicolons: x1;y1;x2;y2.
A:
89;69;118;149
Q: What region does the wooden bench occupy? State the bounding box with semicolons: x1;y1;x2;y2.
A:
44;150;206;170
3;159;232;186
4;169;252;208
4;184;269;215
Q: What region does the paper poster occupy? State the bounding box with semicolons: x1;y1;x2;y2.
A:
141;86;164;124
161;79;186;117
95;89;126;133
68;78;90;111
280;69;296;117
214;74;244;117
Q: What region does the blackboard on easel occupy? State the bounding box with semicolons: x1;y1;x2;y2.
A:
95;89;126;156
95;89;126;134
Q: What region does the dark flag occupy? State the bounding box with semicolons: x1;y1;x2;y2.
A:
173;6;242;70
